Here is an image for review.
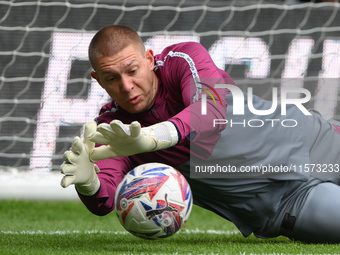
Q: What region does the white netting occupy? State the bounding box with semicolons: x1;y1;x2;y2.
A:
1;0;340;176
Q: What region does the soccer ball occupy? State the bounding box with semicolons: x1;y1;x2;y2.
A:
114;162;193;239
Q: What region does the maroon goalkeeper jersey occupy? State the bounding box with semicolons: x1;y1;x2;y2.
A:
79;41;233;215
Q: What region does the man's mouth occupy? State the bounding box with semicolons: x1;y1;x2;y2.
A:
128;95;141;104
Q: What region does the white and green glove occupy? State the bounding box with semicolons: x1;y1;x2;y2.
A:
88;120;179;161
60;120;100;196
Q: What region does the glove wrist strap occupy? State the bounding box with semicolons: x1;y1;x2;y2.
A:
148;121;179;151
76;169;100;196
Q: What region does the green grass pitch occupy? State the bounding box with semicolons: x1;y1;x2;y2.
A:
0;200;339;255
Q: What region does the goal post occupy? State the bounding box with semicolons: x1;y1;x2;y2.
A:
1;0;340;199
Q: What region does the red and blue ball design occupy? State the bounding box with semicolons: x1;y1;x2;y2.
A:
114;163;193;239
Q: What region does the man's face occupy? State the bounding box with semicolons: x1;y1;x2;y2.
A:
91;44;158;114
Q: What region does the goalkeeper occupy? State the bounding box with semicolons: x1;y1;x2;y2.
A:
61;25;340;243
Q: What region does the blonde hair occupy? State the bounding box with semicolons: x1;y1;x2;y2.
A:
88;25;145;70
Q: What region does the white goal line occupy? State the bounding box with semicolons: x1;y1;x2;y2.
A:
0;229;240;236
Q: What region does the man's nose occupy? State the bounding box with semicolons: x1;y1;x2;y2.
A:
120;75;134;93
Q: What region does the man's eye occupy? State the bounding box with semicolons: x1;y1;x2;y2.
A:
130;69;137;74
107;77;115;82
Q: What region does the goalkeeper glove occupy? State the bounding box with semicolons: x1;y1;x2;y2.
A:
60;120;100;196
88;120;179;161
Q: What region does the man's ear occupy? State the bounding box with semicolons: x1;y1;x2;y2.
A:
145;49;155;70
91;71;102;87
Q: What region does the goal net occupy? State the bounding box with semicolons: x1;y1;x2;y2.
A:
1;0;340;198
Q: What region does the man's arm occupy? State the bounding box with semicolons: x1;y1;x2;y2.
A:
158;42;234;158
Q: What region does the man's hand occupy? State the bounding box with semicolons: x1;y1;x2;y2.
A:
60;120;100;196
88;120;178;161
